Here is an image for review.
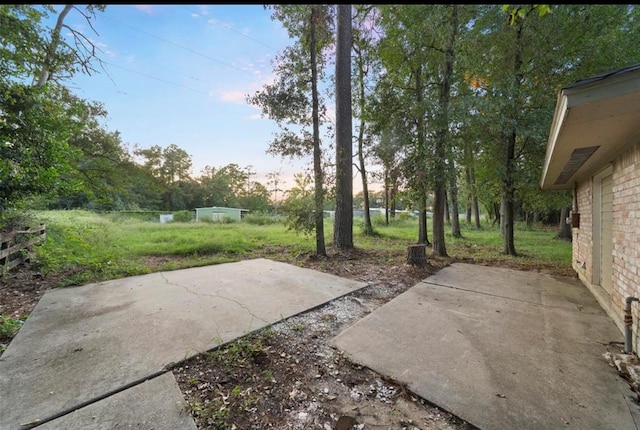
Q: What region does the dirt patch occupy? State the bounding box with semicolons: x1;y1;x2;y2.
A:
171;248;480;430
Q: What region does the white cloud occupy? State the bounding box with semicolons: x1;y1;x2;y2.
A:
249;114;262;120
220;91;248;104
133;5;156;15
207;17;234;29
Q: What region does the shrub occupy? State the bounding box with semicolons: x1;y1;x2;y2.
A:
173;210;194;223
220;215;236;224
0;209;36;233
243;213;283;226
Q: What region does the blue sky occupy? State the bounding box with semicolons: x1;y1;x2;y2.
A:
60;4;319;191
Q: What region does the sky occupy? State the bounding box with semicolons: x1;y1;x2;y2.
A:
58;4;349;193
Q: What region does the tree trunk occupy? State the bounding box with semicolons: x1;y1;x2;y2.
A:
390;175;398;218
501;11;524;257
444;190;451;225
354;22;374;237
418;193;430;245
36;4;73;87
449;167;461;238
333;4;354;249
310;6;326;257
384;170;390;225
473;195;481;228
500;197;506;237
431;5;457;258
444;187;451;225
465;165;472;224
360;167;373;235
502;191;516;255
432;184;447;256
470;164;481;229
406;244;427;267
464;142;481;229
492;202;500;226
502;129;517;253
557;206;572;240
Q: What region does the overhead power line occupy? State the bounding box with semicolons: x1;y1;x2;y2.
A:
180;5;279;52
100;13;257;78
103;61;209;96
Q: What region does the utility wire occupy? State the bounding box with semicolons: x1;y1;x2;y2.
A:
99;13;256;78
180;5;279;52
103;61;209;95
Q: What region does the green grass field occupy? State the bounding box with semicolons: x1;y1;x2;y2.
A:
31;210;572;287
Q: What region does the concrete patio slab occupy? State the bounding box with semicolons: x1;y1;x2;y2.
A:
37;373;197;430
333;263;639;430
0;258;366;429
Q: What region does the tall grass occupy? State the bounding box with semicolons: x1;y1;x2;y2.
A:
32;210;572;286
352;213;572;271
35;210;311;285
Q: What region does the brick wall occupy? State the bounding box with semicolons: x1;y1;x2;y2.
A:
572;180;592;285
573;141;640;350
612;142;640;348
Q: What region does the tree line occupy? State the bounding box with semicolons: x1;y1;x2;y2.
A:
2;5;640;257
248;4;640;256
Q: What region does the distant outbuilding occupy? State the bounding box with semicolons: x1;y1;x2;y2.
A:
194;206;249;222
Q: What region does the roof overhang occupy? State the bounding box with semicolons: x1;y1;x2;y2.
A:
540;66;640;190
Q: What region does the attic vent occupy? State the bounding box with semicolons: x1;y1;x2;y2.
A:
554;146;600;185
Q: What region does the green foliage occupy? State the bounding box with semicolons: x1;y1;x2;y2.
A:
0;83;84;211
173;210;193;223
242;213;284;226
25;210;573;289
184;399;229;429
0;5;107;213
206;332;272;367
0;209;36;232
279;174;315;236
0;315;27;339
32;210;314;285
503;5;552;26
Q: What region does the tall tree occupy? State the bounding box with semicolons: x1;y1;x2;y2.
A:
352;5;381;236
35;5;106;87
134;143;193;211
429;4;460;257
469;5;640;255
376;5;465;257
334;4;354;249
247;5;335;257
370;125;403;226
0;5;105;212
448;158;462;238
375;7;432;246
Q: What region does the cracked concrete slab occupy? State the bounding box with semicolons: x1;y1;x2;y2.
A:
333;263;639;430
0;258;366;429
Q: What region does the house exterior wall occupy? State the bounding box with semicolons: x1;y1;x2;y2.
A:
612;143;640;349
572;180;593;290
573;141;640;350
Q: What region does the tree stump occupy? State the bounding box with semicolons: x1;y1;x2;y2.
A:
406;244;427;266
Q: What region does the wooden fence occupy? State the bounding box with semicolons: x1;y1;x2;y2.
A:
0;224;46;272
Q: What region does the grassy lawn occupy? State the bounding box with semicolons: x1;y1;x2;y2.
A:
32;210;573;287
